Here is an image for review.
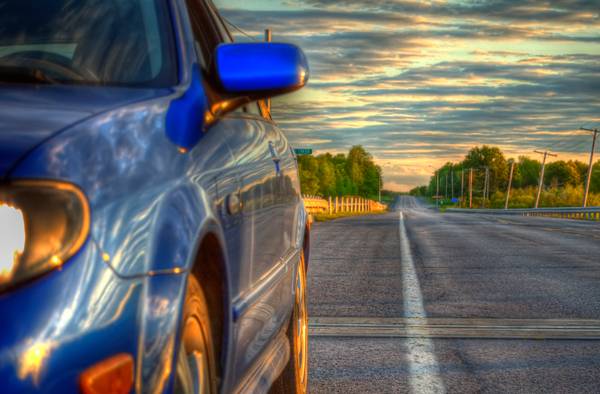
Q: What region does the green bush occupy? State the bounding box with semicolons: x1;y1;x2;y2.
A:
297;145;383;199
489;185;600;208
417;145;600;209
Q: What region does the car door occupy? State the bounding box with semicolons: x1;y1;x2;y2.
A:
198;5;290;276
278;132;303;259
218;101;295;381
183;0;248;299
193;1;294;383
227;103;288;281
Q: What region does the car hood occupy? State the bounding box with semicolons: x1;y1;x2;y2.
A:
0;85;171;178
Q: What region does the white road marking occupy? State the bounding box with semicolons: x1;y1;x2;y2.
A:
309;317;600;339
399;210;446;394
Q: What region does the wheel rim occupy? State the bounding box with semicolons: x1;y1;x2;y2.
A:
293;256;308;392
176;316;211;394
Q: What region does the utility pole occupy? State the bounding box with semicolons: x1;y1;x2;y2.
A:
444;172;448;199
378;175;382;203
505;160;515;210
436;171;440;208
481;167;489;208
264;29;272;113
486;167;490;201
533;150;557;208
451;168;454;200
468;168;473;208
461;169;465;207
581;127;598;208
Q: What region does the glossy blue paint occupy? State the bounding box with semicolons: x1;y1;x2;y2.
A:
0;239;142;393
165;65;208;149
0;85;166;178
216;43;309;94
0;0;309;392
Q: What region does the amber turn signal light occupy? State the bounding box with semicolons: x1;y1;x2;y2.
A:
80;353;134;394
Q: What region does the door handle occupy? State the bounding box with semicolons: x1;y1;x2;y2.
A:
225;192;242;215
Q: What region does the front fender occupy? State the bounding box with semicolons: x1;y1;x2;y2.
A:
129;182;220;275
137;211;234;393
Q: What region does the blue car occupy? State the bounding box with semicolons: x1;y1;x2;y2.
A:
0;0;310;393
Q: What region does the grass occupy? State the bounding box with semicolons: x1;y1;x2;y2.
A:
312;210;388;222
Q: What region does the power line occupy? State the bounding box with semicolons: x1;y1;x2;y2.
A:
554;138;589;154
533;127;592;154
549;135;581;151
572;139;591;153
546;130;588;152
545;126;600;154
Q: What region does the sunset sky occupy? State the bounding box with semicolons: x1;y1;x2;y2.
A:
214;0;600;191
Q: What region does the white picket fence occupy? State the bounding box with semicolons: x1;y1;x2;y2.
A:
303;195;387;215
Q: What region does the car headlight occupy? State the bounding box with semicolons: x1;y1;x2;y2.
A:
0;181;90;292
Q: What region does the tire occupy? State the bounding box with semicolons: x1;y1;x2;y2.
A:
270;252;309;394
174;275;218;394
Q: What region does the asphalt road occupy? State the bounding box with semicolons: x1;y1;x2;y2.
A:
307;196;600;393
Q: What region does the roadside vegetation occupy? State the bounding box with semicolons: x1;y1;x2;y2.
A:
297;145;384;201
410;145;600;208
298;145;394;220
312;210;389;222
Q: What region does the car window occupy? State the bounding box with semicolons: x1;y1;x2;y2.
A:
0;0;177;87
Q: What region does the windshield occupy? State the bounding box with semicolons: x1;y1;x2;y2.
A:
0;0;177;87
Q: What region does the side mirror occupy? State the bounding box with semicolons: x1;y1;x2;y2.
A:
214;42;309;98
166;44;308;150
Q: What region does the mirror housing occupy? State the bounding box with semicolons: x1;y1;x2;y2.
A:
214;42;309;98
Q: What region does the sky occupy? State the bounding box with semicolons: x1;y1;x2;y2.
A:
214;0;600;191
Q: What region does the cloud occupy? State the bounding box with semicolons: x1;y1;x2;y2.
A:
215;0;600;190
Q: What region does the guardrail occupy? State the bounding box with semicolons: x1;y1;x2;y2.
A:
303;195;387;215
446;207;600;221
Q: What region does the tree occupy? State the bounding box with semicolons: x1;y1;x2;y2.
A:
346;146;369;191
316;154;336;196
410;185;428;196
514;156;541;188
573;160;588;183
297;146;383;198
361;161;381;197
545;160;582;188
297;155;320;195
462;145;508;195
590;160;600;194
333;154;353;195
421;147;600;208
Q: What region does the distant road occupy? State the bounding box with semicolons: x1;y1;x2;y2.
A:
308;196;600;393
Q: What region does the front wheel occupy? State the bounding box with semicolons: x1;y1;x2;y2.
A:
271;252;309;393
174;275;218;394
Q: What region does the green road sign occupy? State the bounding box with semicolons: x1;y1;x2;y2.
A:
294;148;313;155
